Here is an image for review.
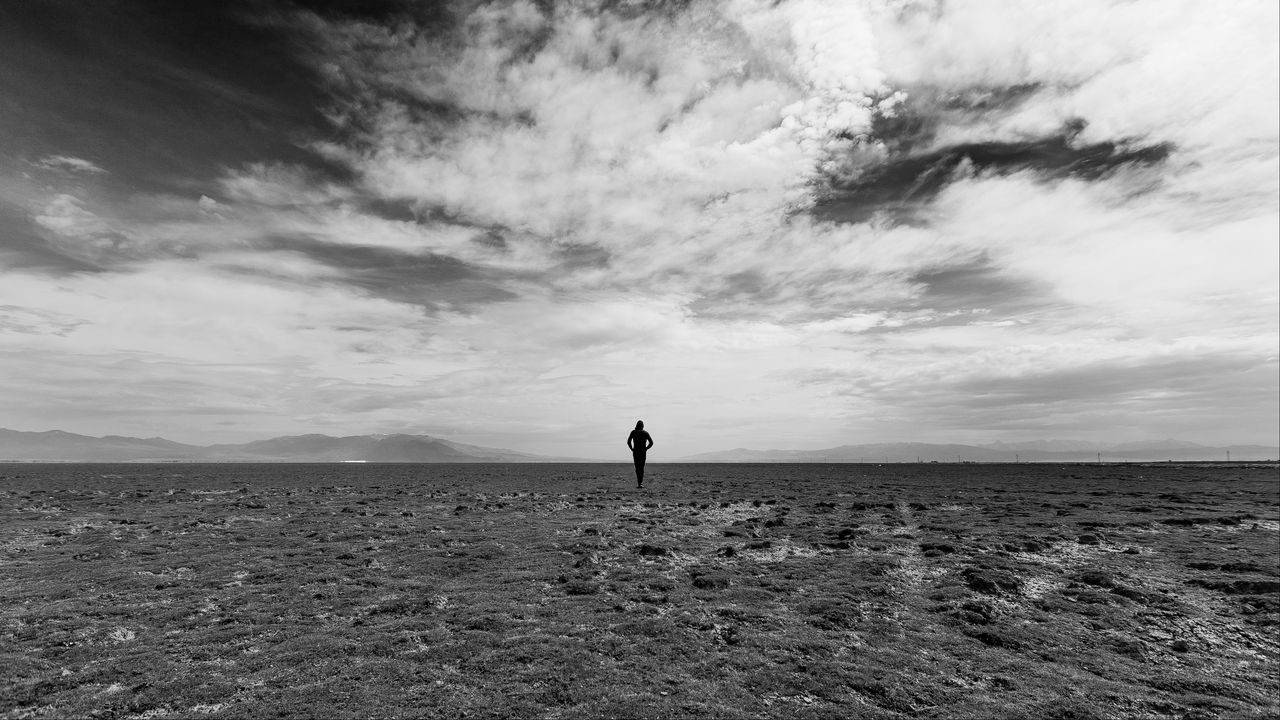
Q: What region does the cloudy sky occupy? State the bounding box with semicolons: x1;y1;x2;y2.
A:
1;0;1276;458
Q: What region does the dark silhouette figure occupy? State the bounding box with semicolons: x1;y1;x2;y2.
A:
627;420;653;488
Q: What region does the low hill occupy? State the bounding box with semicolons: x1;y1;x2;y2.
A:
0;429;205;462
677;441;1278;463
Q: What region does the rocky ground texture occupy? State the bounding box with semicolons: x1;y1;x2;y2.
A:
2;462;1277;718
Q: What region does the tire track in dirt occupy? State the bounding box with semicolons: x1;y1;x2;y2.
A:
887;499;955;652
851;500;938;639
891;500;928;595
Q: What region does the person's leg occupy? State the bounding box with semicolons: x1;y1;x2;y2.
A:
633;452;645;486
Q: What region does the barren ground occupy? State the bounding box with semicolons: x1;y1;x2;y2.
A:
2;462;1278;719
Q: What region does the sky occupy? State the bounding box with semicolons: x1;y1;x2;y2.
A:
0;0;1276;459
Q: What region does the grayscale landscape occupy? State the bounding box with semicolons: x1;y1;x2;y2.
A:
2;1;1276;718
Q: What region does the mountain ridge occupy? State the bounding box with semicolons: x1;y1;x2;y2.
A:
0;429;591;463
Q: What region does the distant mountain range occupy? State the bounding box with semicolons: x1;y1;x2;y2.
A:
676;440;1279;463
2;429;1275;463
0;429;586;463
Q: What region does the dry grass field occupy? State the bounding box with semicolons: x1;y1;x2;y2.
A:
2;462;1277;719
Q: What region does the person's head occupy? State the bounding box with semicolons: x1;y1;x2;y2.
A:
635;420;644;430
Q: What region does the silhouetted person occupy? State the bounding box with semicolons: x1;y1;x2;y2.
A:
627;420;653;488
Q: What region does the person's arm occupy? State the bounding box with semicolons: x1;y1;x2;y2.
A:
646;435;654;450
627;434;634;451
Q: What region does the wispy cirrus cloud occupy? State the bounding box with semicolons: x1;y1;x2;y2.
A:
37;155;107;175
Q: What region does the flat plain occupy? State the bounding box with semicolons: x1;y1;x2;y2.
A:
2;462;1277;719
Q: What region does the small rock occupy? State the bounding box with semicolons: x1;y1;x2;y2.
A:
691;572;731;590
1074;570;1116;588
962;567;1022;595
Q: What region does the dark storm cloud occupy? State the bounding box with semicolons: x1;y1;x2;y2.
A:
252;234;519;309
868;83;1047;155
0;1;355;194
812;84;1175;225
815;130;1174;225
